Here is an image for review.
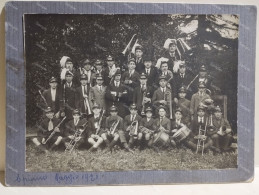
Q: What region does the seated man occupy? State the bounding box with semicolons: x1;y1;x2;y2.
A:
87;103;106;152
101;105;123;152
32;107;63;153
185;105;213;153
63;109;88;151
209;105;233;153
175;86;191;123
123;103;142;149
138;107;155;149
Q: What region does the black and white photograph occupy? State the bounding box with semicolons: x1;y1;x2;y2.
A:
24;14;239;172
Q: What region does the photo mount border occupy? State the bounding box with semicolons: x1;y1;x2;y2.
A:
5;1;256;186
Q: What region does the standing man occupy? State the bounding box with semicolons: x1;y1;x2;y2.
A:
81;58;96;88
105;69;128;118
94;59;105;78
89;74;107;111
103;55;118;85
75;74;92;118
134;45;145;73
41;76;62;118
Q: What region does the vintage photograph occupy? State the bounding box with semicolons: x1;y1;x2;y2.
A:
24;14;238;172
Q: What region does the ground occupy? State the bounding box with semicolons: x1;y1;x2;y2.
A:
26;143;237;172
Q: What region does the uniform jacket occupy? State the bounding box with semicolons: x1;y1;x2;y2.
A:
37;117;61;138
190;92;211;116
190;115;208;136
176;98;191;120
89;85;107;110
132;85;153;111
105;115;123;133
123;114;142;131
81;69;96;87
140;67;159;87
153;116;171;134
61;82;77;119
87;115;106;136
75;85;91;115
135;57;145;73
64;118;88;138
42;87;62;114
121;70;140;102
139;117;156;132
152;87;173;105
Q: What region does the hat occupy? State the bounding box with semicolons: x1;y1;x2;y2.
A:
159;75;167;81
45;107;53;113
155;57;169;69
72;109;81;115
129;103;137;110
49;76;58;83
83;59;91;66
158;104;166;111
145;106;153;113
95;59;102;66
128;58;136;64
135;45;143;52
178;86;187;93
96;74;103;80
65;70;74;77
114;69;121;76
92;103;100;109
214;105;222;113
106;55;114;61
179;61;186;68
60;56;71;68
140;73;147;79
80;74;87;80
200;65;207;72
197;105;205;111
198;81;206;88
175;107;182;114
163;39;177;50
110;104;118;112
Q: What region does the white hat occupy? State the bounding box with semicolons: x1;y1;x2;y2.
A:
163;39;177;50
60;56;71;68
155;57;169;69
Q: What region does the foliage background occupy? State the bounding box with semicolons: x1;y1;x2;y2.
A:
24;14;238;131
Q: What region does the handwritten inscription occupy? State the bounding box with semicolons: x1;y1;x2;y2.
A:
15;174;48;185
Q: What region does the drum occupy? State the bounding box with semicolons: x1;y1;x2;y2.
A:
153;131;170;148
172;126;191;143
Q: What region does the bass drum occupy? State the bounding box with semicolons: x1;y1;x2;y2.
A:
153;131;170;148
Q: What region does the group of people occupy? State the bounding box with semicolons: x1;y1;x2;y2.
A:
31;38;234;155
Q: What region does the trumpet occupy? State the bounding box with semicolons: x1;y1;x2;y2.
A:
65;121;88;153
42;116;66;145
128;120;139;137
109;120;120;135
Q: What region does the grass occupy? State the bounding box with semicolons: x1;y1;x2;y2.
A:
25;142;237;172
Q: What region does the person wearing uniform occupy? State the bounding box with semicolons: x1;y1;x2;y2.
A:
103;55;118;85
105;69;129;118
134;45;145;73
87;103;106;152
32;107;63;153
60;70;77;120
81;58;96;88
101;105;123;152
75;74;92;118
190;81;211;120
121;58;140;105
175;86;191;123
89;74;107;111
41;77;62;118
158;59;174;84
209;105;233;153
138;106;156;149
123;103;142;149
94;59;105;78
132;73;152;115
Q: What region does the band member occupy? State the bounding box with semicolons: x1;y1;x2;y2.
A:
87;103;106;152
152;75;173;117
157;59;174;83
32;107;63;153
41;76;62;118
162;39;181;73
75;74;92;118
134;45;145;73
123;103;142;149
89;74;106;111
132;73;152;115
105;69;128;118
190;81;211;120
209;106;233;152
185;105;213;152
148;105;171;150
103;55;118;85
138;106;155;149
171;61;193;100
140;55;159;88
61;71;77;120
81;58;96;87
94;59;105;78
175;86;191;122
170;107;190;146
101;105;123;152
121;58;140;104
63;109;88;150
60;56;80;86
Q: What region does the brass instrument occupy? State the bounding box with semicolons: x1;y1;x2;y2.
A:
65;121;88;153
95;110;105;135
122;34;137;55
141;90;147;116
38;90;48;107
164;90;173;120
195;118;208;156
141;127;154;135
128;120;139;137
109;120;120;135
42;116;66;145
83;95;92;115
